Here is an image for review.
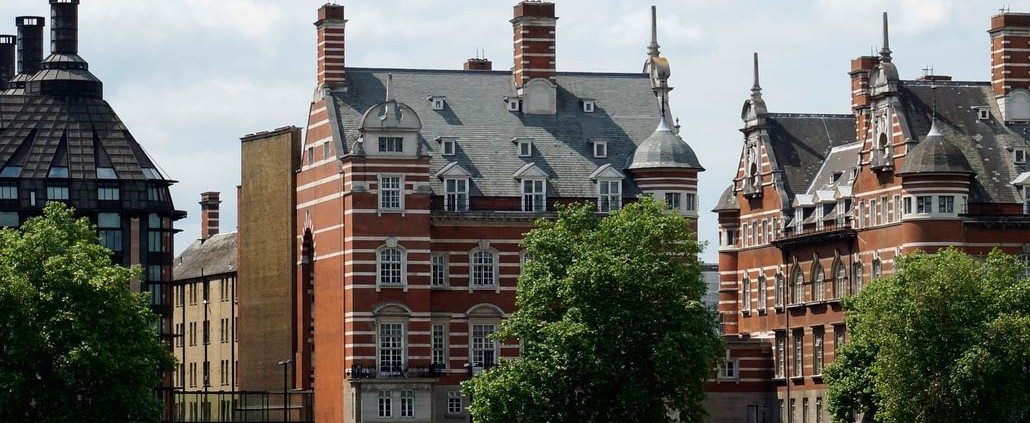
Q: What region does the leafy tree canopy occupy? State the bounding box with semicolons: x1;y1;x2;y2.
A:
825;248;1030;423
0;203;174;423
464;198;723;423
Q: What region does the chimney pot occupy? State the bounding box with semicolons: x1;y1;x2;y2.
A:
200;192;222;240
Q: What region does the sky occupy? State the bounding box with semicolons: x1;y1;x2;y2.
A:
0;0;1024;262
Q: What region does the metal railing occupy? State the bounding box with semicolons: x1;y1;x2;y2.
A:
172;390;313;423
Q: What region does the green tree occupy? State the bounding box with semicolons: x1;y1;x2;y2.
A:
464;198;723;423
825;248;1030;423
0;203;174;423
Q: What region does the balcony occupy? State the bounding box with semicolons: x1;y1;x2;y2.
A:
772;220;856;249
347;362;447;380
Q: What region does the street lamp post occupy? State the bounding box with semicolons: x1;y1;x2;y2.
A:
278;359;292;423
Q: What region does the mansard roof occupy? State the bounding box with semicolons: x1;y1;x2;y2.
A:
330;68;688;198
765;113;856;199
896;81;1024;203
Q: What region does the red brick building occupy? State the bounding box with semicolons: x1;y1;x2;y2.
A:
714;12;1030;423
274;2;705;422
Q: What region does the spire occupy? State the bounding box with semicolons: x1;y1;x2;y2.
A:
647;5;661;58
928;80;940;136
751;52;762;97
880;12;892;62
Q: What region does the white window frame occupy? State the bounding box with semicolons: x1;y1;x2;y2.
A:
442;139;456;156
775;332;786;378
717;358;739;380
447;391;463;414
521;179;546;212
432;98;446;111
378;391;393;418
400;390;415;418
791;267;804;305
0;182;16;200
583;100;595;113
742;277;752;313
431;323;447;367
757;275;767;312
685;193;697;212
430;254;448;287
444;178;469;212
378;175;404;211
793;330;804;378
377;247;406;287
597;179;622;212
664;192;682;212
774;274;785;308
593;140;607;158
471;323;498;368
813;327;824;376
939;195;955;214
916;195;933;214
812;264;825;302
518;140;532;157
833;262;847;299
470;249;497;288
852;261;863;294
378;323;405;376
1016;148;1027;164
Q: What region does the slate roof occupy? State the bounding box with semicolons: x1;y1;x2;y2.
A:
765;113;856;199
805;142;861;195
0;94;164;181
898;122;975;176
897;80;1026;203
174;232;238;281
331;68;682;198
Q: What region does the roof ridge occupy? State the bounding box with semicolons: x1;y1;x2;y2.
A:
343;67;647;78
768;113;855;119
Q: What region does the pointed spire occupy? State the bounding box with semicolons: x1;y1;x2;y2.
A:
880;12;892;62
647;5;661;58
751;52;762;97
385;73;394;102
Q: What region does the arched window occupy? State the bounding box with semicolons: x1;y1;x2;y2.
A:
833;261;848;299
872;258;882;279
791;266;805;305
852;262;864;294
742;277;752;313
812;264;825;302
471;250;497;287
378;248;405;286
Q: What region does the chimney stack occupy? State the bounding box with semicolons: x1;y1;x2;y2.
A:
989;12;1030;121
315;4;347;89
0;35;15;90
512;1;557;87
849;55;879;144
200;192;221;240
464;58;492;71
15;16;44;78
50;0;80;55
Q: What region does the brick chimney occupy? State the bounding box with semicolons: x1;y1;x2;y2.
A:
512;1;556;87
315;4;347;89
464;58;492;71
990;13;1030;97
200;192;221;240
849;55;879;143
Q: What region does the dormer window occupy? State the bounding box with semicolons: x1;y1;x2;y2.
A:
1016;148;1026;164
97;167;117;179
48;166;69;178
379;137;404;153
0;165;22;178
506;97;522;112
515;139;533;157
978;107;991;121
436;137;457;156
593;140;607;158
582;100;595;113
429;95;447;111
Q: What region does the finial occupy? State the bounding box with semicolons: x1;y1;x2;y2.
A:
647;5;661;58
880;12;892;62
674;118;681;131
751;52;762;97
385;73;394;102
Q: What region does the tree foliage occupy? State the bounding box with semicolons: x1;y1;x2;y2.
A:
825;248;1030;423
0;203;174;423
464;198;723;423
